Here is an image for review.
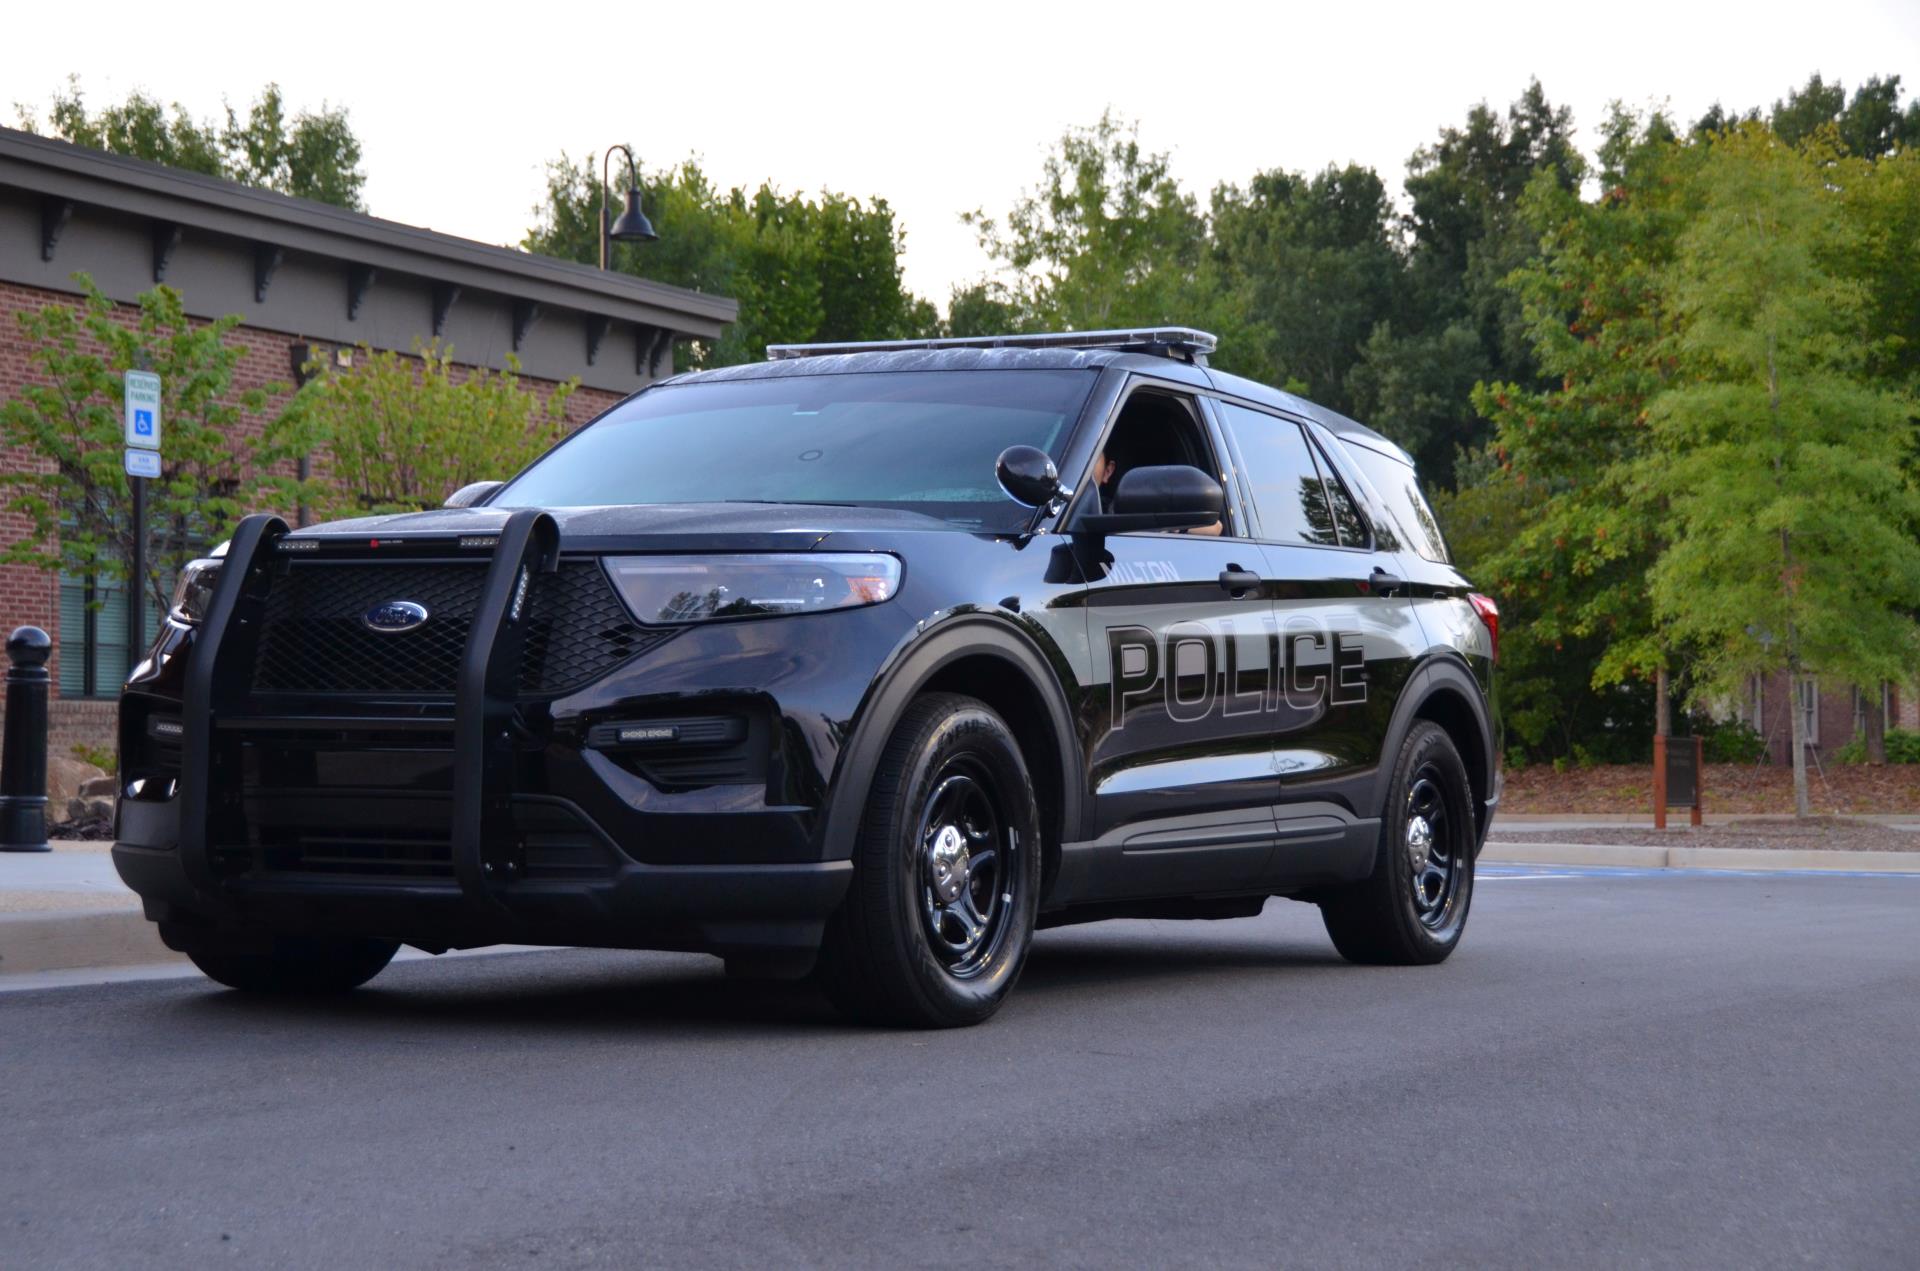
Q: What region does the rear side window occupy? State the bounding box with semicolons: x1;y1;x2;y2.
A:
1341;442;1450;563
1310;439;1369;548
1220;404;1340;546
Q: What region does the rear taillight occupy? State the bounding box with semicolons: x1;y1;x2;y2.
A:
1467;592;1499;661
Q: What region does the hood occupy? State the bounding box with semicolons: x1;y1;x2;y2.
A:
285;501;969;553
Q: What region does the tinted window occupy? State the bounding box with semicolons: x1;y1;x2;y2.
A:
1341;442;1450;562
1310;439;1370;548
1221;404;1342;546
496;370;1092;531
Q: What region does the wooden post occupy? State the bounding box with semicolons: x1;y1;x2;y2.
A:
1653;732;1668;830
1691;735;1704;827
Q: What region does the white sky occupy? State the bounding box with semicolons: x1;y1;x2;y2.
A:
8;1;1919;307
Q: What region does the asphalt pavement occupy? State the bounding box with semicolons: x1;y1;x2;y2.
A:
3;867;1916;1270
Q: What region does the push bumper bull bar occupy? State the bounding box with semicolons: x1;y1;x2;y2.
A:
160;511;849;949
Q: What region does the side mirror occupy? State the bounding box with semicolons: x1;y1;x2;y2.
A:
995;445;1062;508
1078;465;1222;533
444;479;504;509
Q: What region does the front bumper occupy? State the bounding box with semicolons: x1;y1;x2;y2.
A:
113;511;862;956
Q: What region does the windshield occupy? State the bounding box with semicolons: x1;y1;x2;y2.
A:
495;369;1094;531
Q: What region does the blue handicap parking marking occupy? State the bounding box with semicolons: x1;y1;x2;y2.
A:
1481;863;1920;881
133;409;153;436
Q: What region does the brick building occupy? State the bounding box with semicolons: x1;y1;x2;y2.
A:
0;127;735;751
1730;673;1919;766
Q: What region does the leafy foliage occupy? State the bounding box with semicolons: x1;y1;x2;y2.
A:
961;112;1249;358
1835;728;1920;765
262;343;576;520
525;157;935;368
18;78;367;208
0;278;281;614
1637;127;1920;811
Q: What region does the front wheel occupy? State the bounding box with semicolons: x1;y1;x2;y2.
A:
816;693;1041;1028
179;932;400;994
1320;721;1476;965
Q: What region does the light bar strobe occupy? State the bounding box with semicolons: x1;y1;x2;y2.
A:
766;327;1218;365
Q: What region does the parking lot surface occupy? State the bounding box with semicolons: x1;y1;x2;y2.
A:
4;867;1916;1269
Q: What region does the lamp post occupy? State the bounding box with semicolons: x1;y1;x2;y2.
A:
600;143;657;270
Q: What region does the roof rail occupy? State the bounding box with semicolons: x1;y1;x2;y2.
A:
765;326;1218;365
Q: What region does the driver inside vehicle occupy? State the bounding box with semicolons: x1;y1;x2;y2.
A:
1092;392;1224;536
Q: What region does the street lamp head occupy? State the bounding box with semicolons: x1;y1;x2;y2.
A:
610;186;657;243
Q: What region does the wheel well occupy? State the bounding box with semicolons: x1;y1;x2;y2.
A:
1413;688;1490;832
920;654;1069;896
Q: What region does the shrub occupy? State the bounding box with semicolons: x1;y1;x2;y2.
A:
1838;728;1920;764
1697;718;1767;764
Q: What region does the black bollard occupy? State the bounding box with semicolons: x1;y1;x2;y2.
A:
0;626;53;852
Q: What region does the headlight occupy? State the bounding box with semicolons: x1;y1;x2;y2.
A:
169;557;223;625
605;553;901;625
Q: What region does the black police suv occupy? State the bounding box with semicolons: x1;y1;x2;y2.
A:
113;327;1499;1027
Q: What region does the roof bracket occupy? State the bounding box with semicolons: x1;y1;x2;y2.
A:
431;284;460;338
637;326;672;377
346;265;375;321
40;197;72;262
253;243;283;303
584;315;610;366
512;301;541;352
151;221;182;283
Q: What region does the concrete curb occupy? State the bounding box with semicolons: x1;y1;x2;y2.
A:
0;908;182;976
1484;841;1920;873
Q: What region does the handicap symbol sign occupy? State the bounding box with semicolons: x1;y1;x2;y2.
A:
123;369;161;449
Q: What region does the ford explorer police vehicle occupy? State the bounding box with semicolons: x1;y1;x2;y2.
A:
114;328;1500;1027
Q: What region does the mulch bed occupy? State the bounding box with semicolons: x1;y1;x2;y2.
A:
48;814;114;842
1488;816;1920;853
1499;763;1920;816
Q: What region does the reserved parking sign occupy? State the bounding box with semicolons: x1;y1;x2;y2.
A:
124;370;162;450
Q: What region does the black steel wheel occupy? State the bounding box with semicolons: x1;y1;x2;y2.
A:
816;692;1041;1028
1320;721;1476;965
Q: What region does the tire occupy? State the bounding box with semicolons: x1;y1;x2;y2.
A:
816;692;1042;1028
182;933;400;994
1320;721;1476;966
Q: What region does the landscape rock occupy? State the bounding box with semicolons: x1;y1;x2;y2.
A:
46;756;106;807
77;774;118;800
66;796;114;824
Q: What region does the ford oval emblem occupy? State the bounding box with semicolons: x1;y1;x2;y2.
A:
363;600;430;634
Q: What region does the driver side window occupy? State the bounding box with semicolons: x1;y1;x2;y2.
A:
1092;390;1231;537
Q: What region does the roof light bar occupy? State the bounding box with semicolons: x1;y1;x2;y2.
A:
765;327;1218;365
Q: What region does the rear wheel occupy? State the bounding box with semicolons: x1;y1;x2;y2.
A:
181;933;399;994
1320;721;1475;965
816;693;1041;1028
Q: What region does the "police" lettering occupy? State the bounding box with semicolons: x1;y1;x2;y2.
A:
1108;618;1365;729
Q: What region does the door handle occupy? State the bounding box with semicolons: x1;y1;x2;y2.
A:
1369;566;1405;596
1218;566;1262;598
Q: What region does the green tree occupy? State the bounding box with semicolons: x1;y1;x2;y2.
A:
1771;73;1920;158
261;343;576;520
525;156;934;368
1347;81;1582;483
1644;126;1920;814
1468;107;1702;757
960;112;1252;366
0;277;282;614
1210;164;1401;412
19;79;367;208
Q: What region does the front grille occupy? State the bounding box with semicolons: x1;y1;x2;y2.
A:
251;558;670;696
216;798;620;883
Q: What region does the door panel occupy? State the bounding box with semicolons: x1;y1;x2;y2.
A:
1076;531;1282;898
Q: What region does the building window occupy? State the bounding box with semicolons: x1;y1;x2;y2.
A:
57;571;162;699
1799;676;1820;747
